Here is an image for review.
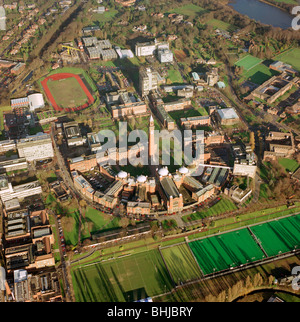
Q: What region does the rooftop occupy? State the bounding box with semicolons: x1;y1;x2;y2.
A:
217;108;239;120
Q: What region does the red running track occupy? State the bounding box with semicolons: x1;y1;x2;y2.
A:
41;73;95;112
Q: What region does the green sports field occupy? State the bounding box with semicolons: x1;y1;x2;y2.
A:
274;48;300;72
235;55;263;71
188;228;266;275
242;63;279;85
278;158;299;173
250;215;300;257
71;249;173;302
47;77;89;109
160;244;202;283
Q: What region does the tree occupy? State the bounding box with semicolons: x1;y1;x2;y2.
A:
119;217;129;229
245;275;253;291
250;132;255;151
253;273;263;288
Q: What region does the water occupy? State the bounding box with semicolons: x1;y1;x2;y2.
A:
229;0;295;29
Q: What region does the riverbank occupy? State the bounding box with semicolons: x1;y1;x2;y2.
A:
258;0;294;13
227;0;293;16
227;0;294;29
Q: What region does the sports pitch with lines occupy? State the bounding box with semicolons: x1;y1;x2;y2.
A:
160;244;202;283
71;250;173;302
188;228;266;275
71;215;300;301
250;215;300;257
235;55;263;71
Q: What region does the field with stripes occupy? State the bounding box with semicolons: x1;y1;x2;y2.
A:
71;250;173;302
71;214;300;302
234;55;280;85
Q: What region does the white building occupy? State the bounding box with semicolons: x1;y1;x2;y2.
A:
0;176;42;202
28;93;45;111
139;67;159;96
17;133;54;162
115;47;134;59
0;6;6;31
158;49;173;63
135;39;169;57
10;93;45;111
135;42;156;57
233;164;257;178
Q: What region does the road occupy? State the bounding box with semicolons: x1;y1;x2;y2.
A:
50;209;73;302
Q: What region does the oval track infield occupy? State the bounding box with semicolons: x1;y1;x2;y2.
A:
41;72;95;112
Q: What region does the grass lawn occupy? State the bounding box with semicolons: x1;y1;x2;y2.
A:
278;158;299;173
167;67;183;84
84;207;120;234
47;77;89;109
160;244;202;283
127;115;161;133
0;106;12;133
182;198;237;222
241;63;280;85
92;9;118;24
188;203;300;240
71;249;173;302
167;4;208;18
207;19;238;32
168;107;203;122
274;48;300;72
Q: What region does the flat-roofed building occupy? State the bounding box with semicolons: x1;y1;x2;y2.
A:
73;173;95;200
0;140;16;153
0;157;28;174
63;122;85;147
135;41;157;57
158;49;173;63
233;164;257;178
68;154;97;172
4;209;30;244
180;115;211;129
17;133;54;162
163;98;191;112
99;48;117;61
0;176;42;203
11;93;44;111
139;67;159;96
216;108;239;126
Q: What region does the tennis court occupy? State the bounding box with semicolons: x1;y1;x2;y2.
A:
188;228;265;275
250;215;300;257
71;249;173;302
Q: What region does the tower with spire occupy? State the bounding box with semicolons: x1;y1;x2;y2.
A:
149;115;155;165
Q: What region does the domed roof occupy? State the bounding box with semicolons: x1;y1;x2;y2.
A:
117;171;127;179
136;175;147;183
179;166;189;174
158;167;169;177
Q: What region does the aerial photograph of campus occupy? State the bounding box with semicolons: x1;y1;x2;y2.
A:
0;0;300;306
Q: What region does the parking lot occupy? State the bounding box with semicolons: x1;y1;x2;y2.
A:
57;216;66;256
85;171;112;192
